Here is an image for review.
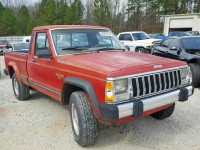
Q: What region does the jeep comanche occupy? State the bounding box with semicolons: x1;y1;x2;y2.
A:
4;25;193;147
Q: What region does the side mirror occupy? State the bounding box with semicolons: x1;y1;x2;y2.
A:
37;50;52;59
125;45;130;51
170;46;178;51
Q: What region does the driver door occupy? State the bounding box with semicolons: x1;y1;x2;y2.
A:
168;39;181;60
27;31;58;97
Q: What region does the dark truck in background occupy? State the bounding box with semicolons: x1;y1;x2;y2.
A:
152;36;200;88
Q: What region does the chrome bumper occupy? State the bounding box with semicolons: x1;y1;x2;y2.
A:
117;86;193;119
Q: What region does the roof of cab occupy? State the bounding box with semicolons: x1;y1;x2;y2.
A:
33;25;109;31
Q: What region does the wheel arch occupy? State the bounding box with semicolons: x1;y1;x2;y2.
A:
187;58;200;64
62;77;103;121
61;77;119;123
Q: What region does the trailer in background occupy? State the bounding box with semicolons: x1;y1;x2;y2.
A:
164;13;200;36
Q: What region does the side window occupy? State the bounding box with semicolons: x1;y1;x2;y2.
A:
119;34;133;41
35;32;50;56
169;39;179;49
124;34;133;41
119;34;125;40
161;39;171;47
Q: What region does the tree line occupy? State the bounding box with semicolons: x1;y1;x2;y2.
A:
0;0;199;36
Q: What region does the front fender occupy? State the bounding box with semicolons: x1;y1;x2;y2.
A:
63;77;119;123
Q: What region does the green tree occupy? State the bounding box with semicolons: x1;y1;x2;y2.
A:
18;5;30;35
194;0;200;13
56;0;70;25
68;0;84;25
37;0;57;25
0;2;5;17
0;9;19;36
93;0;111;27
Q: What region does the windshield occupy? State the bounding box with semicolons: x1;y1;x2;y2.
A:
51;29;125;55
0;41;7;45
13;43;29;50
132;32;151;40
181;37;200;50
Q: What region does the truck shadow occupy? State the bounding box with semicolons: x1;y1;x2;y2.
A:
95;114;194;148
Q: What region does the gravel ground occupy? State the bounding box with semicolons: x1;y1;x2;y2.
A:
0;55;200;150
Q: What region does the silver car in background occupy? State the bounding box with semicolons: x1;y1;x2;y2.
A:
3;42;29;55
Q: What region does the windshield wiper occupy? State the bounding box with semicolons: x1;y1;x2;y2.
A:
91;47;125;52
62;47;89;50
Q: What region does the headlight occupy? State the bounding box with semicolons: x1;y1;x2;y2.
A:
186;66;192;84
180;67;192;84
114;79;128;94
106;79;130;103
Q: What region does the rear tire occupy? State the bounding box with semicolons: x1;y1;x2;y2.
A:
188;63;200;88
151;104;175;120
69;91;99;147
12;73;30;100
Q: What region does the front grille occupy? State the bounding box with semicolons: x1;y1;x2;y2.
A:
131;70;181;98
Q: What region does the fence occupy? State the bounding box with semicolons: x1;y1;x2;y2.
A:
0;36;30;43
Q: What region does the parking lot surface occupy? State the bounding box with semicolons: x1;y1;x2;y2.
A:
0;56;200;150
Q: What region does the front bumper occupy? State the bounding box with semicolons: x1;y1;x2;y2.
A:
99;86;193;122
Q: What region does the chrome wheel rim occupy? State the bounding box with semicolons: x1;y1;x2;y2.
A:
14;78;19;96
71;103;79;135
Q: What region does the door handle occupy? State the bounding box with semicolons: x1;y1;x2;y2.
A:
30;59;36;62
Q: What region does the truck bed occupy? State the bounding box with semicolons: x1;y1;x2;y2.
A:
5;51;28;81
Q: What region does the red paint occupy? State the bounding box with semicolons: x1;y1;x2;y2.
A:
0;45;6;48
4;25;187;124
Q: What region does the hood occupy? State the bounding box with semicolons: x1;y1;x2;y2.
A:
135;39;161;44
0;45;6;48
58;51;186;76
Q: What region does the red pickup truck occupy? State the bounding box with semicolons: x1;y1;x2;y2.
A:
4;25;193;147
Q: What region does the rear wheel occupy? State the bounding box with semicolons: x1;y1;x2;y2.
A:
151;104;175;120
12;73;30;100
188;63;200;88
69;91;99;147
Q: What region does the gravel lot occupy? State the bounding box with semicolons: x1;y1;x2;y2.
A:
0;55;200;150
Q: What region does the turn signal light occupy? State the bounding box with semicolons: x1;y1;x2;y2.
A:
106;91;115;102
106;82;114;91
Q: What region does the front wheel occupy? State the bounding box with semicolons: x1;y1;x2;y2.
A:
136;47;145;53
12;73;30;100
188;63;200;88
69;91;99;147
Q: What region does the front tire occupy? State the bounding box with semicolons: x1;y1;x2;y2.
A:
188;63;200;88
151;104;175;120
136;47;145;53
12;73;30;100
69;91;99;147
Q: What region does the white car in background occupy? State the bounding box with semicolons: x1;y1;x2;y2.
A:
118;31;161;53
